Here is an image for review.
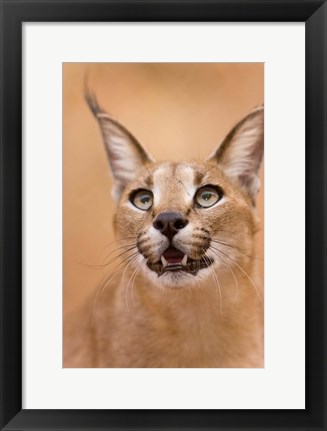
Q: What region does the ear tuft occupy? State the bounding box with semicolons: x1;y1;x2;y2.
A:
85;87;154;199
84;87;103;117
209;105;264;202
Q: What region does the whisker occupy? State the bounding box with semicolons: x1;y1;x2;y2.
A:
97;246;138;269
202;249;222;314
102;250;139;293
191;215;257;261
91;250;140;327
100;243;138;265
122;253;143;311
210;246;262;303
130;258;148;306
210;246;239;303
101;236;138;254
230;259;262;303
211;239;260;260
94;235;138;263
91;270;120;328
79;244;137;269
125;257;146;310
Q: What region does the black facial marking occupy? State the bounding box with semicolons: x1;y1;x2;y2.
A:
137;241;151;255
191;237;211;251
193;234;209;240
194;171;204;186
137;232;146;241
144;175;153;188
195;227;211;235
137;238;148;245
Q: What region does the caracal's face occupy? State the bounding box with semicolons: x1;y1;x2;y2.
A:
114;160;257;288
85;90;263;289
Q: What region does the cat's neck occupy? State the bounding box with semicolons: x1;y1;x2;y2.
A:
93;261;263;367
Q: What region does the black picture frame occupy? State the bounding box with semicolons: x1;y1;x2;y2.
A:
0;1;326;430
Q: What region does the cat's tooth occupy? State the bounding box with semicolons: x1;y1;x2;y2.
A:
181;254;188;266
161;255;168;268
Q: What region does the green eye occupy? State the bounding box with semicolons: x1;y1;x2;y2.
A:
131;190;153;211
195;186;221;208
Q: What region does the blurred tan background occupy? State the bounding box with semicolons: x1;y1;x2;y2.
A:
63;63;264;317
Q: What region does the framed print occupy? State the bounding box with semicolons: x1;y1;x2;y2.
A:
0;1;326;430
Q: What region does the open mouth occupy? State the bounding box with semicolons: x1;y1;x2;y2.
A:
147;247;213;277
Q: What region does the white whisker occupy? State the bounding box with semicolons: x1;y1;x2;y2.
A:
210;246;262;303
126;257;146;310
131;258;148;306
123;253;142;311
210;247;239;303
91;250;139;327
202;249;223;314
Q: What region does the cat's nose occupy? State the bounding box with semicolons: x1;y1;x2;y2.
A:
153;212;189;240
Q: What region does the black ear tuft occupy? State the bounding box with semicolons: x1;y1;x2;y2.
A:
84;77;103;117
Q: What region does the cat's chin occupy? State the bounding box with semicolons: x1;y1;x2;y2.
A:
145;265;213;289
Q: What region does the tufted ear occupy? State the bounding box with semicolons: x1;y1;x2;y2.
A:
208;106;264;202
85;90;154;200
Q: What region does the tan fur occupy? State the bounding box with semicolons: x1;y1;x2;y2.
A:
64;101;264;368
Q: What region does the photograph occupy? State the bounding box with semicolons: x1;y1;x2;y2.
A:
63;63;264;368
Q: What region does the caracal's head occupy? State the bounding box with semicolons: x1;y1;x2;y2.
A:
86;90;264;289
